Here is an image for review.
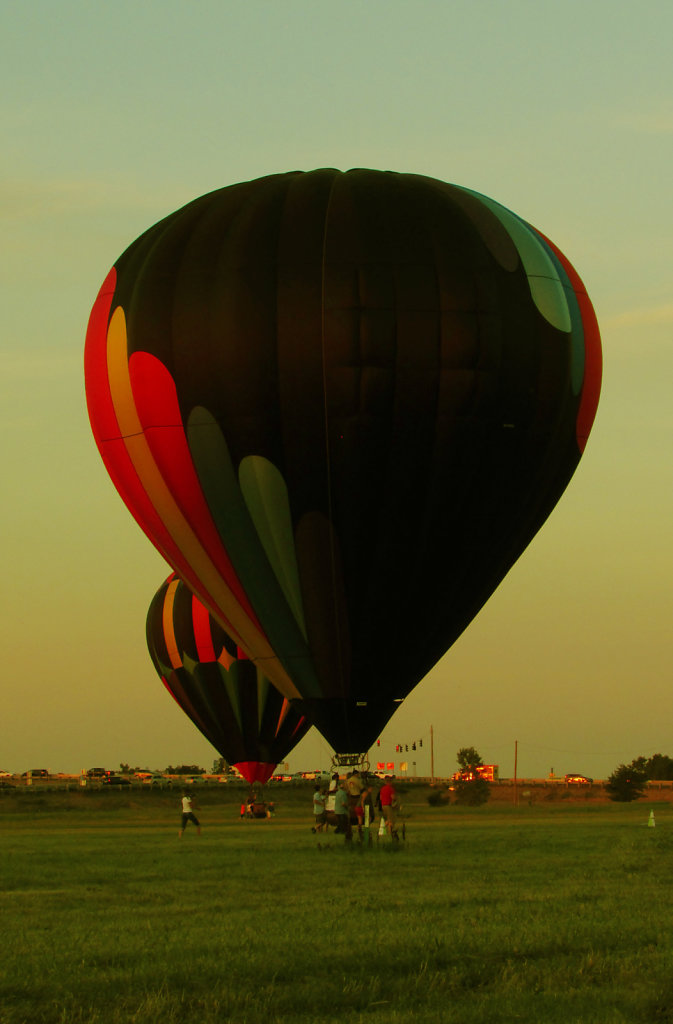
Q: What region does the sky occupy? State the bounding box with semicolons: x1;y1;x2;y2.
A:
2;0;671;781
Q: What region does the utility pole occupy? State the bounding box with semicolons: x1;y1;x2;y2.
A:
430;725;435;784
514;739;518;806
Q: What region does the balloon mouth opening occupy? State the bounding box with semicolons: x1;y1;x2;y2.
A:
233;761;276;785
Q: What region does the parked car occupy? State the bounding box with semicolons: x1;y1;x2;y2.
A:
102;775;131;786
142;774;172;787
565;773;593;784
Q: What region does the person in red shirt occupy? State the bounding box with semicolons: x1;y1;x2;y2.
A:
378;776;398;837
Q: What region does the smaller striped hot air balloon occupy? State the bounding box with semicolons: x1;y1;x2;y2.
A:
146;574;310;784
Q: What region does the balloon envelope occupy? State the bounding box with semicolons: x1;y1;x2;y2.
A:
146;575;310;784
86;169;601;754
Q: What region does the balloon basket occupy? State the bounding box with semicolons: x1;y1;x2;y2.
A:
332;753;370;773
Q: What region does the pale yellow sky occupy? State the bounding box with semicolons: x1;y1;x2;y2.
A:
1;1;671;779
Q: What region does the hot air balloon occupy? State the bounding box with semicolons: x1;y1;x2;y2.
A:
146;574;310;785
85;168;601;758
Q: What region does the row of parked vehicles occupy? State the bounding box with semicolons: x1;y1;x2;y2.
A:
270;770;331;782
1;768;596;787
0;769;175;787
84;769;175;786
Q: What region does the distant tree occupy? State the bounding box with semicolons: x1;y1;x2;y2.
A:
644;754;673;781
605;762;648;802
211;757;231;775
453;747;490;807
165;764;206;775
456;747;484;773
119;763;130;775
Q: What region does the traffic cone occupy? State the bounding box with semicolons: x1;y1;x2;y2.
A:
648;810;656;828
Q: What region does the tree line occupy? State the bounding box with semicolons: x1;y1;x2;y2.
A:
605;754;673;802
118;763;215;776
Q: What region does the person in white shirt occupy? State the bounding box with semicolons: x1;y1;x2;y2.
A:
179;792;201;837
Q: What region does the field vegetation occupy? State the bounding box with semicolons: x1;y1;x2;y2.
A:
1;784;673;1023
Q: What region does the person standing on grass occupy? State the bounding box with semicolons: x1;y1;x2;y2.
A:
359;784;375;827
333;781;352;841
345;769;364;814
312;784;326;833
379;776;398;838
179;791;201;837
325;772;339;814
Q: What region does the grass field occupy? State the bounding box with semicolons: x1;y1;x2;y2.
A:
2;785;673;1023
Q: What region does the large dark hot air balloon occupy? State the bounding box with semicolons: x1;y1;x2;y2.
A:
86;169;602;756
146;574;310;784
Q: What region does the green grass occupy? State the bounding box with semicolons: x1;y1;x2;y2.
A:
1;788;673;1023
